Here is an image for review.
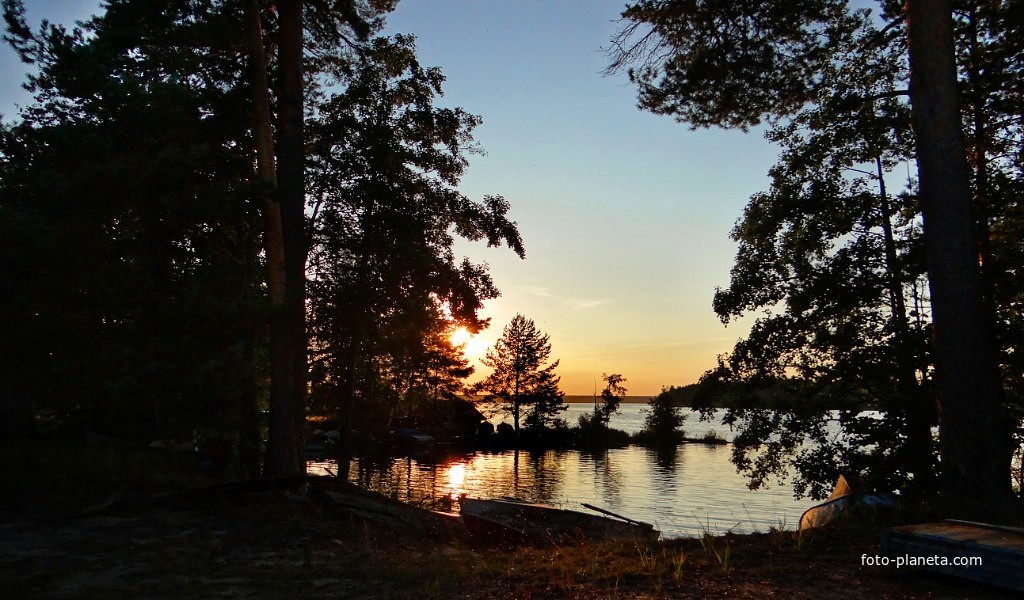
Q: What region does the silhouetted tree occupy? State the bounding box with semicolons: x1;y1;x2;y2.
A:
521;364;567;432
304;35;524;467
0;0;263;461
576;373;627;447
477;314;565;435
608;0;1017;513
243;0;397;476
0;2;520;482
905;0;1009;515
593;373;626;428
689;17;940;499
641;388;686;446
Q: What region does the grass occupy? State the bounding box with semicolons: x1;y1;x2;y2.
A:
5;476;1010;599
669;548;689;582
699;429;727;444
5;445;1018;599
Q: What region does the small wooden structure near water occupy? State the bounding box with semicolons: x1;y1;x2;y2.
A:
882;520;1024;592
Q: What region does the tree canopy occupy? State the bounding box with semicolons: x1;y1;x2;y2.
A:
476;314;566;436
0;0;523;476
305;34;523;460
610;0;1024;511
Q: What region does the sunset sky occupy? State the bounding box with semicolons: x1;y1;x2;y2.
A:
1;1;782;395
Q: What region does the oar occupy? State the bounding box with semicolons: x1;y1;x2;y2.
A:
581;503;653;529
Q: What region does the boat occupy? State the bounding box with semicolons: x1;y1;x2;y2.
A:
459;497;659;544
390;428;436;453
883;520;1024;592
799;475;896;531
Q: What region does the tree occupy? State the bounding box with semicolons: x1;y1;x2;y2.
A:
594;373;627;428
904;0;1010;515
521;363;567;432
690;17;940;499
244;0;299;476
605;0;862;129
576;372;627;446
641;387;687;446
477;314;565;435
409;326;477;412
608;0;1017;514
0;0;264;468
304;34;523;470
244;0;397;476
1;1;520;482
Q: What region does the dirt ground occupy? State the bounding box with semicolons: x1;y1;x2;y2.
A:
1;477;1018;599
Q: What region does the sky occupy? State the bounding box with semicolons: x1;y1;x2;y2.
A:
1;1;783;396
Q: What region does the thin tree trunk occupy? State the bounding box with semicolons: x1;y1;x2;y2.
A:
513;371;520;436
964;2;998;339
905;0;1011;517
236;333;263;477
337;332;360;481
876;155;936;496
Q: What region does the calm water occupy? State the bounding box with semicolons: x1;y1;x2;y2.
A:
310;405;811;538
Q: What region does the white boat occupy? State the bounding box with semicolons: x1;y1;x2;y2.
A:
799;475;896;531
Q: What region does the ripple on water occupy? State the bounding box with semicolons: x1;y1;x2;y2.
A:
309;407;810;538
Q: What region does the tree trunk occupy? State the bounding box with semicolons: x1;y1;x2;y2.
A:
905;0;1011;517
245;0;303;476
337;332;361;481
276;0;308;476
513;372;520;436
876;155;937;497
964;2;998;346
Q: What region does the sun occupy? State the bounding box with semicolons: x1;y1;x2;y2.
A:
449;326;488;359
450;326;472;347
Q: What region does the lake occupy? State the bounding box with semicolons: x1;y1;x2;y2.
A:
309;404;811;538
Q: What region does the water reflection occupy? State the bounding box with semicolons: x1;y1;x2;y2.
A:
645;445;682;503
648;444;681;472
442;462;464;500
311;444;805;538
308;407;810;537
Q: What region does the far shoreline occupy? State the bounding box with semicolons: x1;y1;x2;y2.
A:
562;395;652;404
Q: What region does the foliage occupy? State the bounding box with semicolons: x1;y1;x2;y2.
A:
610;0;1024;504
695;16;940;499
521;364;568;432
0;0;262;447
638;387;686;446
476;314;566;435
575;373;630;447
305;34;524;437
0;1;521;473
606;0;865;129
596;373;627;426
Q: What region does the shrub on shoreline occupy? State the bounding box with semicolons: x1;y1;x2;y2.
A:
636;388;686;445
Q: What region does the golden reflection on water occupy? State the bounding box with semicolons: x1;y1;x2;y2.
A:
444;462;467;500
308;408;816;537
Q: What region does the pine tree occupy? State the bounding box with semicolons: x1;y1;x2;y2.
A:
477;314;565;435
